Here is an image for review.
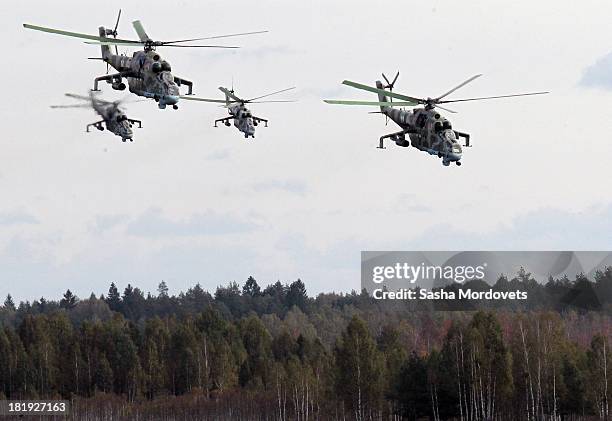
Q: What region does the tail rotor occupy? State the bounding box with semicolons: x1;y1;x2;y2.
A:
104;9;122;73
381;71;399;125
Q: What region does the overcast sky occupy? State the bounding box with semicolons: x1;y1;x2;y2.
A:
1;0;612;302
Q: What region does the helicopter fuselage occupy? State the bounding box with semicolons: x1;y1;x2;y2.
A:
92;101;134;141
376;80;467;166
97;27;190;109
227;104;256;137
383;106;464;165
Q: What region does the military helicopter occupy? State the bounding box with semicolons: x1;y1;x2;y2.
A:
24;10;267;109
324;73;548;166
51;93;142;142
181;86;296;138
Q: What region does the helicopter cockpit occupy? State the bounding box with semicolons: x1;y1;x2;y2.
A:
434;120;453;132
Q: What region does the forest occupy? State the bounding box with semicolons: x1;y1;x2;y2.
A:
1;267;612;420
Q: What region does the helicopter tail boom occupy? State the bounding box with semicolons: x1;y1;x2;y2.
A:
98;27;111;62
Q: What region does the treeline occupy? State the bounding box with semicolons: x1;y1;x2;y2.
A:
0;269;611;420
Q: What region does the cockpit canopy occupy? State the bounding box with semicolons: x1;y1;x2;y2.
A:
435;120;453;132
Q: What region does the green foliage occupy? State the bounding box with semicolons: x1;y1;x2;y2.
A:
334;316;385;419
1;275;612;419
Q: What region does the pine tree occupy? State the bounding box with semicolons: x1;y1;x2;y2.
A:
243;276;261;297
157;281;169;297
106;282;122;312
60;290;79;310
3;294;15;311
286;279;308;311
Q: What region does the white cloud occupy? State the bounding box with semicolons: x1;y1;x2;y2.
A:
126;208;257;237
0;210;38;225
581;52;612;89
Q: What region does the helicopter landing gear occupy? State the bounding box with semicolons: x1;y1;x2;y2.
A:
173;105;178;110
456;161;462;166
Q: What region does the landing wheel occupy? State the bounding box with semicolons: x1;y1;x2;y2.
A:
225;121;231;127
244;133;249;138
173;105;178;110
456;161;461;166
122;139;126;142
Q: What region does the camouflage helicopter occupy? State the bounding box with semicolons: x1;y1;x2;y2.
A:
181;86;296;138
24;10;267;109
325;73;548;166
51;93;142;142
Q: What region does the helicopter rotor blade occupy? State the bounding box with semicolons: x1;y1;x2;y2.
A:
161;44;239;48
323;100;416;106
382;73;391;86
84;40;144;46
162;30;268;44
382;71;400;88
64;92;107;103
219;87;243;102
85;39;239;48
246;87;296;102
179;96;229;104
342;80;422;104
433;104;458;114
438;91;549;104
391;71;400;86
132;20;151;42
113;9;122;34
435;74;483;101
50;104;92;109
249;100;297;103
113;9;122;55
64;93;92;101
23;23;140;44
